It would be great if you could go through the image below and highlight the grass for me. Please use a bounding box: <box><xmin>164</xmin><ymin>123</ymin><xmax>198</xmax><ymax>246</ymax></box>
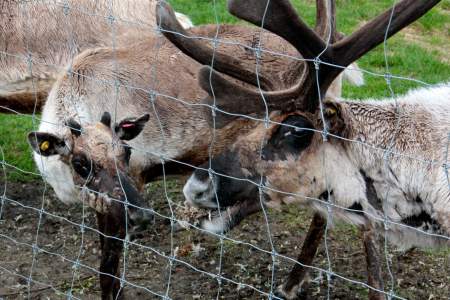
<box><xmin>0</xmin><ymin>0</ymin><xmax>449</xmax><ymax>182</ymax></box>
<box><xmin>0</xmin><ymin>114</ymin><xmax>39</xmax><ymax>182</ymax></box>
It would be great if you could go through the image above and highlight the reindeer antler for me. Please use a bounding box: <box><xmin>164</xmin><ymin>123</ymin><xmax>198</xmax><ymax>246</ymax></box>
<box><xmin>228</xmin><ymin>0</ymin><xmax>332</xmax><ymax>61</ymax></box>
<box><xmin>156</xmin><ymin>1</ymin><xmax>275</xmax><ymax>91</ymax></box>
<box><xmin>314</xmin><ymin>0</ymin><xmax>337</xmax><ymax>43</ymax></box>
<box><xmin>160</xmin><ymin>0</ymin><xmax>440</xmax><ymax>128</ymax></box>
<box><xmin>223</xmin><ymin>0</ymin><xmax>440</xmax><ymax>114</ymax></box>
<box><xmin>197</xmin><ymin>0</ymin><xmax>340</xmax><ymax>127</ymax></box>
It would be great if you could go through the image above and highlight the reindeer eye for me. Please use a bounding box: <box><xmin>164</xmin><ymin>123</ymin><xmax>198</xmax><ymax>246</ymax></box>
<box><xmin>71</xmin><ymin>155</ymin><xmax>93</xmax><ymax>179</ymax></box>
<box><xmin>274</xmin><ymin>115</ymin><xmax>314</xmax><ymax>147</ymax></box>
<box><xmin>263</xmin><ymin>115</ymin><xmax>314</xmax><ymax>160</ymax></box>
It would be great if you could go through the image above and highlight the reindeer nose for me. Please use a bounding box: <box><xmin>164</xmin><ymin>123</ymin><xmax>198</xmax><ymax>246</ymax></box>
<box><xmin>128</xmin><ymin>205</ymin><xmax>154</xmax><ymax>231</ymax></box>
<box><xmin>183</xmin><ymin>176</ymin><xmax>203</xmax><ymax>204</ymax></box>
<box><xmin>117</xmin><ymin>172</ymin><xmax>154</xmax><ymax>227</ymax></box>
<box><xmin>183</xmin><ymin>173</ymin><xmax>218</xmax><ymax>208</ymax></box>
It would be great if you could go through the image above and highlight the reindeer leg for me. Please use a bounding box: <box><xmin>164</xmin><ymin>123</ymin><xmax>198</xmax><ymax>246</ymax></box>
<box><xmin>277</xmin><ymin>213</ymin><xmax>327</xmax><ymax>299</ymax></box>
<box><xmin>362</xmin><ymin>227</ymin><xmax>385</xmax><ymax>300</ymax></box>
<box><xmin>97</xmin><ymin>212</ymin><xmax>126</xmax><ymax>300</ymax></box>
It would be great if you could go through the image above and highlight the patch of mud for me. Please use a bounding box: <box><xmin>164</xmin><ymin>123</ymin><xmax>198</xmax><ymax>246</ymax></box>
<box><xmin>0</xmin><ymin>177</ymin><xmax>449</xmax><ymax>299</ymax></box>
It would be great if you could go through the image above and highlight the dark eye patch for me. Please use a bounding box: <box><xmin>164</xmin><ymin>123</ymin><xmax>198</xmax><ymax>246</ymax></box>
<box><xmin>71</xmin><ymin>153</ymin><xmax>93</xmax><ymax>179</ymax></box>
<box><xmin>263</xmin><ymin>115</ymin><xmax>314</xmax><ymax>160</ymax></box>
<box><xmin>123</xmin><ymin>144</ymin><xmax>132</xmax><ymax>164</ymax></box>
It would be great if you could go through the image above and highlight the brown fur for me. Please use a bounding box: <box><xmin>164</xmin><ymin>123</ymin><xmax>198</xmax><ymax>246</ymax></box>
<box><xmin>0</xmin><ymin>0</ymin><xmax>159</xmax><ymax>113</ymax></box>
<box><xmin>35</xmin><ymin>23</ymin><xmax>307</xmax><ymax>300</ymax></box>
<box><xmin>0</xmin><ymin>77</ymin><xmax>52</xmax><ymax>113</ymax></box>
<box><xmin>42</xmin><ymin>23</ymin><xmax>305</xmax><ymax>186</ymax></box>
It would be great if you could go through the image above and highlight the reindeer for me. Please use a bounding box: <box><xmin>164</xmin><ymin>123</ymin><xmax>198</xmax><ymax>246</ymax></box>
<box><xmin>178</xmin><ymin>0</ymin><xmax>446</xmax><ymax>299</ymax></box>
<box><xmin>28</xmin><ymin>111</ymin><xmax>154</xmax><ymax>299</ymax></box>
<box><xmin>25</xmin><ymin>1</ymin><xmax>364</xmax><ymax>298</ymax></box>
<box><xmin>0</xmin><ymin>0</ymin><xmax>192</xmax><ymax>113</ymax></box>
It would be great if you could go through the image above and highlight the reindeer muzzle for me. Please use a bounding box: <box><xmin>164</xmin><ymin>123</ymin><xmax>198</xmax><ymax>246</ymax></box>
<box><xmin>117</xmin><ymin>172</ymin><xmax>154</xmax><ymax>230</ymax></box>
<box><xmin>86</xmin><ymin>170</ymin><xmax>153</xmax><ymax>228</ymax></box>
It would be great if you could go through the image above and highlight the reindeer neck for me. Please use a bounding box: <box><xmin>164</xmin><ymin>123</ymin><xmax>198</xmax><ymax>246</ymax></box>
<box><xmin>341</xmin><ymin>93</ymin><xmax>445</xmax><ymax>167</ymax></box>
<box><xmin>337</xmin><ymin>88</ymin><xmax>450</xmax><ymax>225</ymax></box>
<box><xmin>332</xmin><ymin>89</ymin><xmax>450</xmax><ymax>242</ymax></box>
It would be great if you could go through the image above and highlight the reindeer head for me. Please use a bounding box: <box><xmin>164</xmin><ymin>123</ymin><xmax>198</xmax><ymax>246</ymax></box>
<box><xmin>183</xmin><ymin>106</ymin><xmax>351</xmax><ymax>209</ymax></box>
<box><xmin>28</xmin><ymin>112</ymin><xmax>152</xmax><ymax>225</ymax></box>
<box><xmin>157</xmin><ymin>0</ymin><xmax>440</xmax><ymax>232</ymax></box>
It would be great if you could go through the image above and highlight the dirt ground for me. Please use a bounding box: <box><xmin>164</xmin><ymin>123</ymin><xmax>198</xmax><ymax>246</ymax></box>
<box><xmin>0</xmin><ymin>176</ymin><xmax>449</xmax><ymax>300</ymax></box>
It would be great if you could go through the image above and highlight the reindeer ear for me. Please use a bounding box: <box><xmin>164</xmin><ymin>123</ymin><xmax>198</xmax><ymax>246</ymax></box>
<box><xmin>100</xmin><ymin>112</ymin><xmax>111</xmax><ymax>128</ymax></box>
<box><xmin>28</xmin><ymin>132</ymin><xmax>69</xmax><ymax>156</ymax></box>
<box><xmin>65</xmin><ymin>119</ymin><xmax>82</xmax><ymax>137</ymax></box>
<box><xmin>114</xmin><ymin>114</ymin><xmax>150</xmax><ymax>141</ymax></box>
<box><xmin>323</xmin><ymin>102</ymin><xmax>345</xmax><ymax>135</ymax></box>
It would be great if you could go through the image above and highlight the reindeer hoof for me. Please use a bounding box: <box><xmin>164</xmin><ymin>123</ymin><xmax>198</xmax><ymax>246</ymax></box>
<box><xmin>276</xmin><ymin>273</ymin><xmax>311</xmax><ymax>300</ymax></box>
<box><xmin>276</xmin><ymin>283</ymin><xmax>301</xmax><ymax>300</ymax></box>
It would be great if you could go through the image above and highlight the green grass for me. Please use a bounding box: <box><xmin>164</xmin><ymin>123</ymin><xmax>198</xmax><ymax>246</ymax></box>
<box><xmin>344</xmin><ymin>41</ymin><xmax>450</xmax><ymax>98</ymax></box>
<box><xmin>0</xmin><ymin>114</ymin><xmax>39</xmax><ymax>182</ymax></box>
<box><xmin>1</xmin><ymin>0</ymin><xmax>449</xmax><ymax>182</ymax></box>
<box><xmin>170</xmin><ymin>0</ymin><xmax>240</xmax><ymax>24</ymax></box>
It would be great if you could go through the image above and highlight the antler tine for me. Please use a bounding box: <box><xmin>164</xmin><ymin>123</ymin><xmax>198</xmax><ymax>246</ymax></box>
<box><xmin>199</xmin><ymin>66</ymin><xmax>304</xmax><ymax>128</ymax></box>
<box><xmin>228</xmin><ymin>0</ymin><xmax>330</xmax><ymax>61</ymax></box>
<box><xmin>225</xmin><ymin>0</ymin><xmax>336</xmax><ymax>114</ymax></box>
<box><xmin>315</xmin><ymin>0</ymin><xmax>337</xmax><ymax>42</ymax></box>
<box><xmin>331</xmin><ymin>0</ymin><xmax>440</xmax><ymax>78</ymax></box>
<box><xmin>155</xmin><ymin>1</ymin><xmax>274</xmax><ymax>90</ymax></box>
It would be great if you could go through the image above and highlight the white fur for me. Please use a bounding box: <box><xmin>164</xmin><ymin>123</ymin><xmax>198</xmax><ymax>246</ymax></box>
<box><xmin>175</xmin><ymin>12</ymin><xmax>194</xmax><ymax>29</ymax></box>
<box><xmin>32</xmin><ymin>10</ymin><xmax>194</xmax><ymax>205</ymax></box>
<box><xmin>183</xmin><ymin>175</ymin><xmax>217</xmax><ymax>208</ymax></box>
<box><xmin>34</xmin><ymin>153</ymin><xmax>79</xmax><ymax>204</ymax></box>
<box><xmin>343</xmin><ymin>62</ymin><xmax>365</xmax><ymax>86</ymax></box>
<box><xmin>201</xmin><ymin>217</ymin><xmax>227</xmax><ymax>234</ymax></box>
<box><xmin>268</xmin><ymin>83</ymin><xmax>450</xmax><ymax>248</ymax></box>
<box><xmin>33</xmin><ymin>86</ymin><xmax>80</xmax><ymax>204</ymax></box>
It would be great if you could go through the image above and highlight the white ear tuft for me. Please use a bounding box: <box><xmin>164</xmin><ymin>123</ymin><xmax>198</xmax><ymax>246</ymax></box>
<box><xmin>343</xmin><ymin>62</ymin><xmax>365</xmax><ymax>86</ymax></box>
<box><xmin>175</xmin><ymin>12</ymin><xmax>194</xmax><ymax>29</ymax></box>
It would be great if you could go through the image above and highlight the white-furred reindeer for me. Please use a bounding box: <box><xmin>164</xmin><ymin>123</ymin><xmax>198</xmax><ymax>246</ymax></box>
<box><xmin>186</xmin><ymin>84</ymin><xmax>450</xmax><ymax>246</ymax></box>
<box><xmin>180</xmin><ymin>0</ymin><xmax>446</xmax><ymax>299</ymax></box>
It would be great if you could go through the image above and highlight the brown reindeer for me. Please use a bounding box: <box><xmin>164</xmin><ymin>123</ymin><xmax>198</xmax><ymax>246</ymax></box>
<box><xmin>28</xmin><ymin>111</ymin><xmax>154</xmax><ymax>300</ymax></box>
<box><xmin>0</xmin><ymin>0</ymin><xmax>192</xmax><ymax>113</ymax></box>
<box><xmin>176</xmin><ymin>0</ymin><xmax>444</xmax><ymax>299</ymax></box>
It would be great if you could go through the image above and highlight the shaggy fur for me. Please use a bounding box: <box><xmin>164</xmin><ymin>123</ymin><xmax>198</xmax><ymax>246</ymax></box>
<box><xmin>185</xmin><ymin>83</ymin><xmax>450</xmax><ymax>249</ymax></box>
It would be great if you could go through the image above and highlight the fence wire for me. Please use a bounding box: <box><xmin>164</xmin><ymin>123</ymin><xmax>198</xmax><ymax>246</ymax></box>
<box><xmin>0</xmin><ymin>0</ymin><xmax>449</xmax><ymax>299</ymax></box>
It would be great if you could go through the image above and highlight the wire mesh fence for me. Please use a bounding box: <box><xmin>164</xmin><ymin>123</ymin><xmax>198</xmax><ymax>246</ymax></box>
<box><xmin>0</xmin><ymin>0</ymin><xmax>449</xmax><ymax>299</ymax></box>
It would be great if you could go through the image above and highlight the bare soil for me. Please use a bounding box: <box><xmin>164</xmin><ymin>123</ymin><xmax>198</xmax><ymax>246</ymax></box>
<box><xmin>0</xmin><ymin>177</ymin><xmax>449</xmax><ymax>300</ymax></box>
